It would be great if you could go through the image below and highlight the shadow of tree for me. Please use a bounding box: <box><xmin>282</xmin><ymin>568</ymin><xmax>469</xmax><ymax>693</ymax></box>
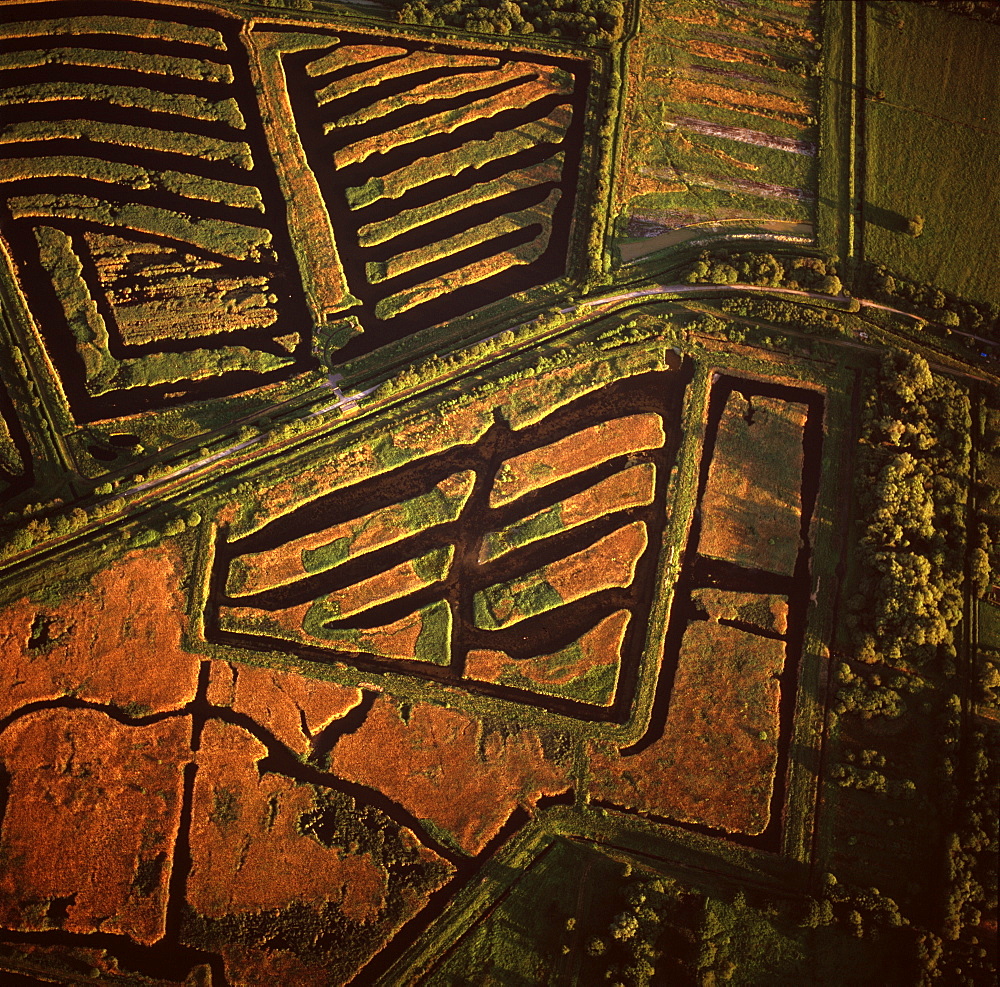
<box><xmin>863</xmin><ymin>201</ymin><xmax>910</xmax><ymax>234</ymax></box>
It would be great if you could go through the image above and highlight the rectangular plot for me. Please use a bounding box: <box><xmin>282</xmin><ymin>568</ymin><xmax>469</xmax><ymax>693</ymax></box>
<box><xmin>219</xmin><ymin>599</ymin><xmax>452</xmax><ymax>664</ymax></box>
<box><xmin>84</xmin><ymin>233</ymin><xmax>278</xmax><ymax>345</ymax></box>
<box><xmin>696</xmin><ymin>391</ymin><xmax>806</xmax><ymax>575</ymax></box>
<box><xmin>373</xmin><ymin>237</ymin><xmax>546</xmax><ymax>321</ymax></box>
<box><xmin>588</xmin><ymin>620</ymin><xmax>786</xmax><ymax>835</ymax></box>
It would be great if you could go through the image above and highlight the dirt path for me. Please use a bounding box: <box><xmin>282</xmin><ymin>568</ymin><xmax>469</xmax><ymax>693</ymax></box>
<box><xmin>619</xmin><ymin>220</ymin><xmax>814</xmax><ymax>261</ymax></box>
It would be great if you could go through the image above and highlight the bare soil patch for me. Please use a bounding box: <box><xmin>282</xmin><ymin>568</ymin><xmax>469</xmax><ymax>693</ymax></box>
<box><xmin>187</xmin><ymin>719</ymin><xmax>388</xmax><ymax>921</ymax></box>
<box><xmin>589</xmin><ymin>620</ymin><xmax>785</xmax><ymax>835</ymax></box>
<box><xmin>466</xmin><ymin>609</ymin><xmax>629</xmax><ymax>706</ymax></box>
<box><xmin>329</xmin><ymin>697</ymin><xmax>571</xmax><ymax>854</ymax></box>
<box><xmin>490</xmin><ymin>413</ymin><xmax>664</xmax><ymax>507</ymax></box>
<box><xmin>0</xmin><ymin>709</ymin><xmax>190</xmax><ymax>944</ymax></box>
<box><xmin>207</xmin><ymin>661</ymin><xmax>361</xmax><ymax>757</ymax></box>
<box><xmin>0</xmin><ymin>544</ymin><xmax>199</xmax><ymax>719</ymax></box>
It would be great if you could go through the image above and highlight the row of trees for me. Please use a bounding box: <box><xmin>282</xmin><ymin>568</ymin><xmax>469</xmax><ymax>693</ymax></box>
<box><xmin>863</xmin><ymin>264</ymin><xmax>1000</xmax><ymax>340</ymax></box>
<box><xmin>915</xmin><ymin>0</ymin><xmax>1000</xmax><ymax>23</ymax></box>
<box><xmin>684</xmin><ymin>250</ymin><xmax>846</xmax><ymax>296</ymax></box>
<box><xmin>846</xmin><ymin>352</ymin><xmax>971</xmax><ymax>666</ymax></box>
<box><xmin>390</xmin><ymin>0</ymin><xmax>625</xmax><ymax>43</ymax></box>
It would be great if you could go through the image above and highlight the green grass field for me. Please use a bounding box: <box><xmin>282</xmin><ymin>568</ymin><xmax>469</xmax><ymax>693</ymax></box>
<box><xmin>864</xmin><ymin>1</ymin><xmax>1000</xmax><ymax>304</ymax></box>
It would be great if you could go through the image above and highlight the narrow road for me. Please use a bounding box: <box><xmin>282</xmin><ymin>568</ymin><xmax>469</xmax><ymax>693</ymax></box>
<box><xmin>3</xmin><ymin>278</ymin><xmax>994</xmax><ymax>574</ymax></box>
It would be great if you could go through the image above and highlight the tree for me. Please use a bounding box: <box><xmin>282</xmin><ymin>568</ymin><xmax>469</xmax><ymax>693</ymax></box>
<box><xmin>908</xmin><ymin>214</ymin><xmax>925</xmax><ymax>237</ymax></box>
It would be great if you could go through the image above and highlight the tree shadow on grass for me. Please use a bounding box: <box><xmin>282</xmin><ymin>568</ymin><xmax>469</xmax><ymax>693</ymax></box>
<box><xmin>863</xmin><ymin>201</ymin><xmax>910</xmax><ymax>234</ymax></box>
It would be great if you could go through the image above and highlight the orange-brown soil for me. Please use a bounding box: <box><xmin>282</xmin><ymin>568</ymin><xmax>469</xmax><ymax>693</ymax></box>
<box><xmin>666</xmin><ymin>10</ymin><xmax>720</xmax><ymax>27</ymax></box>
<box><xmin>359</xmin><ymin>105</ymin><xmax>573</xmax><ymax>207</ymax></box>
<box><xmin>220</xmin><ymin>944</ymin><xmax>331</xmax><ymax>987</ymax></box>
<box><xmin>316</xmin><ymin>52</ymin><xmax>496</xmax><ymax>105</ymax></box>
<box><xmin>697</xmin><ymin>391</ymin><xmax>807</xmax><ymax>575</ymax></box>
<box><xmin>330</xmin><ymin>697</ymin><xmax>571</xmax><ymax>854</ymax></box>
<box><xmin>0</xmin><ymin>544</ymin><xmax>199</xmax><ymax>719</ymax></box>
<box><xmin>465</xmin><ymin>609</ymin><xmax>629</xmax><ymax>705</ymax></box>
<box><xmin>207</xmin><ymin>661</ymin><xmax>361</xmax><ymax>757</ymax></box>
<box><xmin>691</xmin><ymin>588</ymin><xmax>789</xmax><ymax>636</ymax></box>
<box><xmin>490</xmin><ymin>414</ymin><xmax>665</xmax><ymax>507</ymax></box>
<box><xmin>685</xmin><ymin>39</ymin><xmax>780</xmax><ymax>69</ymax></box>
<box><xmin>589</xmin><ymin>621</ymin><xmax>785</xmax><ymax>835</ymax></box>
<box><xmin>0</xmin><ymin>709</ymin><xmax>189</xmax><ymax>944</ymax></box>
<box><xmin>480</xmin><ymin>462</ymin><xmax>656</xmax><ymax>562</ymax></box>
<box><xmin>309</xmin><ymin>549</ymin><xmax>451</xmax><ymax>619</ymax></box>
<box><xmin>475</xmin><ymin>522</ymin><xmax>647</xmax><ymax>629</ymax></box>
<box><xmin>220</xmin><ymin>600</ymin><xmax>447</xmax><ymax>663</ymax></box>
<box><xmin>670</xmin><ymin>79</ymin><xmax>811</xmax><ymax>127</ymax></box>
<box><xmin>335</xmin><ymin>63</ymin><xmax>560</xmax><ymax>131</ymax></box>
<box><xmin>304</xmin><ymin>44</ymin><xmax>409</xmax><ymax>78</ymax></box>
<box><xmin>547</xmin><ymin>521</ymin><xmax>648</xmax><ymax>600</ymax></box>
<box><xmin>187</xmin><ymin>719</ymin><xmax>388</xmax><ymax>921</ymax></box>
<box><xmin>563</xmin><ymin>461</ymin><xmax>656</xmax><ymax>525</ymax></box>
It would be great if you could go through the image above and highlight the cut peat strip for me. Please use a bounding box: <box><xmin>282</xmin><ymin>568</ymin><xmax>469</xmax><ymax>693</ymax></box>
<box><xmin>283</xmin><ymin>31</ymin><xmax>587</xmax><ymax>357</ymax></box>
<box><xmin>0</xmin><ymin>2</ymin><xmax>315</xmax><ymax>422</ymax></box>
<box><xmin>204</xmin><ymin>372</ymin><xmax>683</xmax><ymax>723</ymax></box>
<box><xmin>672</xmin><ymin>115</ymin><xmax>816</xmax><ymax>154</ymax></box>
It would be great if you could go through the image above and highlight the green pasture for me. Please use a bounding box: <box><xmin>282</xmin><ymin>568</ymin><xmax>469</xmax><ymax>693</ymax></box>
<box><xmin>863</xmin><ymin>1</ymin><xmax>1000</xmax><ymax>304</ymax></box>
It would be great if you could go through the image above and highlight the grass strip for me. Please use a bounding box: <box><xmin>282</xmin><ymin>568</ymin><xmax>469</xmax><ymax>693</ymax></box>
<box><xmin>0</xmin><ymin>82</ymin><xmax>246</xmax><ymax>129</ymax></box>
<box><xmin>347</xmin><ymin>105</ymin><xmax>572</xmax><ymax>209</ymax></box>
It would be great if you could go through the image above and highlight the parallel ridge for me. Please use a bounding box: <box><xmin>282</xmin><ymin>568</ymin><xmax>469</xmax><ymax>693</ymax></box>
<box><xmin>209</xmin><ymin>375</ymin><xmax>671</xmax><ymax>719</ymax></box>
<box><xmin>0</xmin><ymin>384</ymin><xmax>29</xmax><ymax>497</ymax></box>
<box><xmin>0</xmin><ymin>2</ymin><xmax>308</xmax><ymax>421</ymax></box>
<box><xmin>285</xmin><ymin>38</ymin><xmax>578</xmax><ymax>330</ymax></box>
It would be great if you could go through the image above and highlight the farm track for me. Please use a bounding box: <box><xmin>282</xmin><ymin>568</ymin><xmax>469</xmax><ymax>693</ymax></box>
<box><xmin>4</xmin><ymin>270</ymin><xmax>995</xmax><ymax>589</ymax></box>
